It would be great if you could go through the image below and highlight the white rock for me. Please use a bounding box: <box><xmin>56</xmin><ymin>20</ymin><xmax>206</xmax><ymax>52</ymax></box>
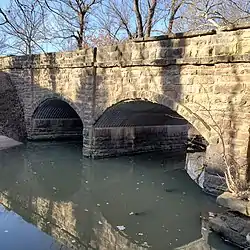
<box><xmin>117</xmin><ymin>225</ymin><xmax>126</xmax><ymax>231</ymax></box>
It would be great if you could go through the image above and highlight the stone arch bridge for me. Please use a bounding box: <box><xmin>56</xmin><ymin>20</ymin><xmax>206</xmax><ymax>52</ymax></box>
<box><xmin>1</xmin><ymin>24</ymin><xmax>250</xmax><ymax>188</ymax></box>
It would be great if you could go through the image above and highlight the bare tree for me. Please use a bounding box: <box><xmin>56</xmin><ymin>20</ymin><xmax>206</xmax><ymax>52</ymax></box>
<box><xmin>166</xmin><ymin>0</ymin><xmax>186</xmax><ymax>33</ymax></box>
<box><xmin>44</xmin><ymin>0</ymin><xmax>101</xmax><ymax>50</ymax></box>
<box><xmin>95</xmin><ymin>0</ymin><xmax>161</xmax><ymax>40</ymax></box>
<box><xmin>175</xmin><ymin>0</ymin><xmax>250</xmax><ymax>32</ymax></box>
<box><xmin>0</xmin><ymin>0</ymin><xmax>48</xmax><ymax>55</ymax></box>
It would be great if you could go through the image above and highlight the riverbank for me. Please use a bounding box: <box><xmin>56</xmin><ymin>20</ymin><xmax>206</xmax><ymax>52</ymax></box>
<box><xmin>207</xmin><ymin>192</ymin><xmax>250</xmax><ymax>248</ymax></box>
<box><xmin>0</xmin><ymin>135</ymin><xmax>22</xmax><ymax>150</ymax></box>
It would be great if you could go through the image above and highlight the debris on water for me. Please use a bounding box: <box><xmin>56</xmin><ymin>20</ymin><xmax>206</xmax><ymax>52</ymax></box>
<box><xmin>161</xmin><ymin>183</ymin><xmax>164</xmax><ymax>185</ymax></box>
<box><xmin>136</xmin><ymin>188</ymin><xmax>139</xmax><ymax>190</ymax></box>
<box><xmin>138</xmin><ymin>232</ymin><xmax>143</xmax><ymax>236</ymax></box>
<box><xmin>208</xmin><ymin>212</ymin><xmax>216</xmax><ymax>218</ymax></box>
<box><xmin>33</xmin><ymin>171</ymin><xmax>37</xmax><ymax>175</ymax></box>
<box><xmin>141</xmin><ymin>181</ymin><xmax>143</xmax><ymax>184</ymax></box>
<box><xmin>106</xmin><ymin>202</ymin><xmax>109</xmax><ymax>205</ymax></box>
<box><xmin>142</xmin><ymin>241</ymin><xmax>150</xmax><ymax>247</ymax></box>
<box><xmin>53</xmin><ymin>187</ymin><xmax>57</xmax><ymax>191</ymax></box>
<box><xmin>117</xmin><ymin>225</ymin><xmax>126</xmax><ymax>231</ymax></box>
<box><xmin>178</xmin><ymin>229</ymin><xmax>181</xmax><ymax>232</ymax></box>
<box><xmin>16</xmin><ymin>181</ymin><xmax>19</xmax><ymax>184</ymax></box>
<box><xmin>4</xmin><ymin>230</ymin><xmax>8</xmax><ymax>233</ymax></box>
<box><xmin>137</xmin><ymin>182</ymin><xmax>140</xmax><ymax>185</ymax></box>
<box><xmin>142</xmin><ymin>174</ymin><xmax>144</xmax><ymax>177</ymax></box>
<box><xmin>97</xmin><ymin>204</ymin><xmax>100</xmax><ymax>207</ymax></box>
<box><xmin>182</xmin><ymin>192</ymin><xmax>186</xmax><ymax>195</ymax></box>
<box><xmin>175</xmin><ymin>238</ymin><xmax>178</xmax><ymax>241</ymax></box>
<box><xmin>165</xmin><ymin>188</ymin><xmax>177</xmax><ymax>193</ymax></box>
<box><xmin>98</xmin><ymin>221</ymin><xmax>103</xmax><ymax>225</ymax></box>
<box><xmin>134</xmin><ymin>211</ymin><xmax>147</xmax><ymax>216</ymax></box>
<box><xmin>136</xmin><ymin>222</ymin><xmax>140</xmax><ymax>225</ymax></box>
<box><xmin>85</xmin><ymin>181</ymin><xmax>88</xmax><ymax>184</ymax></box>
<box><xmin>121</xmin><ymin>193</ymin><xmax>124</xmax><ymax>195</ymax></box>
<box><xmin>129</xmin><ymin>212</ymin><xmax>134</xmax><ymax>215</ymax></box>
<box><xmin>84</xmin><ymin>209</ymin><xmax>89</xmax><ymax>212</ymax></box>
<box><xmin>152</xmin><ymin>182</ymin><xmax>154</xmax><ymax>184</ymax></box>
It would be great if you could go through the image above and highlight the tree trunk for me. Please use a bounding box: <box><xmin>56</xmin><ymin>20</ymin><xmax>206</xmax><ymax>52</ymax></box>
<box><xmin>134</xmin><ymin>0</ymin><xmax>144</xmax><ymax>38</ymax></box>
<box><xmin>77</xmin><ymin>11</ymin><xmax>85</xmax><ymax>49</ymax></box>
<box><xmin>145</xmin><ymin>0</ymin><xmax>157</xmax><ymax>37</ymax></box>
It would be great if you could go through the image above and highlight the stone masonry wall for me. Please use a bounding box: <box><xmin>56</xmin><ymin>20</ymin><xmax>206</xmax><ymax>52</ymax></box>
<box><xmin>0</xmin><ymin>24</ymin><xmax>250</xmax><ymax>181</ymax></box>
<box><xmin>0</xmin><ymin>72</ymin><xmax>26</xmax><ymax>141</ymax></box>
<box><xmin>30</xmin><ymin>118</ymin><xmax>83</xmax><ymax>140</ymax></box>
<box><xmin>91</xmin><ymin>125</ymin><xmax>188</xmax><ymax>158</ymax></box>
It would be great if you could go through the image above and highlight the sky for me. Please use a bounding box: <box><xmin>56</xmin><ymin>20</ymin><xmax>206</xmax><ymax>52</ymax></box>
<box><xmin>0</xmin><ymin>0</ymin><xmax>9</xmax><ymax>8</ymax></box>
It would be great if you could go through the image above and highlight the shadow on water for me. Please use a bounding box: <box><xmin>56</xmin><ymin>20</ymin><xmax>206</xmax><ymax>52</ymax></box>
<box><xmin>0</xmin><ymin>142</ymin><xmax>238</xmax><ymax>250</ymax></box>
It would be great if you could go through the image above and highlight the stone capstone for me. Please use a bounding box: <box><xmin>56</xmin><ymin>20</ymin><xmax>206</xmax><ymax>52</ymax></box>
<box><xmin>217</xmin><ymin>192</ymin><xmax>250</xmax><ymax>217</ymax></box>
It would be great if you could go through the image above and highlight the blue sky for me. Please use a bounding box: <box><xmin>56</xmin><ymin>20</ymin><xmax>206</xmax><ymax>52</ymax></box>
<box><xmin>0</xmin><ymin>0</ymin><xmax>9</xmax><ymax>8</ymax></box>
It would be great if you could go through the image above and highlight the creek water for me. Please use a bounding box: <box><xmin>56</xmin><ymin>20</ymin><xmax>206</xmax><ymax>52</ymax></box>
<box><xmin>0</xmin><ymin>141</ymin><xmax>238</xmax><ymax>250</ymax></box>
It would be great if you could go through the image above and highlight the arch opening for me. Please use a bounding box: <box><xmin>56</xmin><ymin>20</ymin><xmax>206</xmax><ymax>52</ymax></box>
<box><xmin>92</xmin><ymin>99</ymin><xmax>208</xmax><ymax>157</ymax></box>
<box><xmin>30</xmin><ymin>98</ymin><xmax>83</xmax><ymax>141</ymax></box>
<box><xmin>91</xmin><ymin>99</ymin><xmax>210</xmax><ymax>188</ymax></box>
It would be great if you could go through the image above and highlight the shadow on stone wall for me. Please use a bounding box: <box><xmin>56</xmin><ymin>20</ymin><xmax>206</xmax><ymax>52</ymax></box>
<box><xmin>0</xmin><ymin>72</ymin><xmax>26</xmax><ymax>141</ymax></box>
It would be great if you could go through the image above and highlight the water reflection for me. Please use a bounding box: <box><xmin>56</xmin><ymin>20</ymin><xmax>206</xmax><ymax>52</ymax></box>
<box><xmin>0</xmin><ymin>142</ymin><xmax>237</xmax><ymax>249</ymax></box>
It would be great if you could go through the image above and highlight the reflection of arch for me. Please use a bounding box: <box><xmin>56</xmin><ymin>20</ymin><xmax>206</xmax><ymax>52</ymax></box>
<box><xmin>94</xmin><ymin>91</ymin><xmax>212</xmax><ymax>143</ymax></box>
<box><xmin>29</xmin><ymin>95</ymin><xmax>83</xmax><ymax>140</ymax></box>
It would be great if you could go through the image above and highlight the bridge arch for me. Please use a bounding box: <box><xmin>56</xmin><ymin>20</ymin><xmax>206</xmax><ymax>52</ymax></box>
<box><xmin>28</xmin><ymin>94</ymin><xmax>82</xmax><ymax>120</ymax></box>
<box><xmin>28</xmin><ymin>95</ymin><xmax>83</xmax><ymax>140</ymax></box>
<box><xmin>94</xmin><ymin>90</ymin><xmax>212</xmax><ymax>143</ymax></box>
<box><xmin>91</xmin><ymin>91</ymin><xmax>211</xmax><ymax>188</ymax></box>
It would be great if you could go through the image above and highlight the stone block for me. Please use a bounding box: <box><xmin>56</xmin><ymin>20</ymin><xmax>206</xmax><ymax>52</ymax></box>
<box><xmin>217</xmin><ymin>192</ymin><xmax>250</xmax><ymax>216</ymax></box>
<box><xmin>209</xmin><ymin>211</ymin><xmax>250</xmax><ymax>248</ymax></box>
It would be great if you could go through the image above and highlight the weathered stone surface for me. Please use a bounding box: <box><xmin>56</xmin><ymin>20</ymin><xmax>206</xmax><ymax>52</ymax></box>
<box><xmin>0</xmin><ymin>72</ymin><xmax>26</xmax><ymax>141</ymax></box>
<box><xmin>209</xmin><ymin>211</ymin><xmax>250</xmax><ymax>248</ymax></box>
<box><xmin>91</xmin><ymin>125</ymin><xmax>188</xmax><ymax>157</ymax></box>
<box><xmin>203</xmin><ymin>170</ymin><xmax>227</xmax><ymax>196</ymax></box>
<box><xmin>217</xmin><ymin>192</ymin><xmax>250</xmax><ymax>217</ymax></box>
<box><xmin>185</xmin><ymin>152</ymin><xmax>205</xmax><ymax>188</ymax></box>
<box><xmin>0</xmin><ymin>26</ymin><xmax>250</xmax><ymax>187</ymax></box>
